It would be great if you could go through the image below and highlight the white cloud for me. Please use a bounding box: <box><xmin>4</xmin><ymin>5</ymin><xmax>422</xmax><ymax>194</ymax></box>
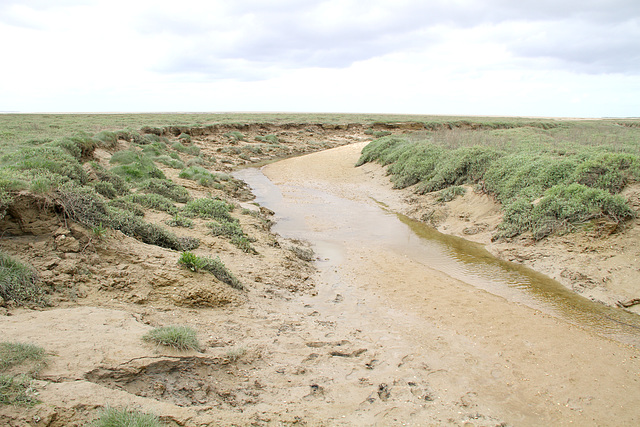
<box><xmin>0</xmin><ymin>0</ymin><xmax>638</xmax><ymax>116</ymax></box>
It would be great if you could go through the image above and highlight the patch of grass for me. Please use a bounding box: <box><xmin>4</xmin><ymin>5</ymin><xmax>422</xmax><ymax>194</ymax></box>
<box><xmin>172</xmin><ymin>141</ymin><xmax>200</xmax><ymax>156</ymax></box>
<box><xmin>0</xmin><ymin>251</ymin><xmax>46</xmax><ymax>306</ymax></box>
<box><xmin>120</xmin><ymin>193</ymin><xmax>178</xmax><ymax>214</ymax></box>
<box><xmin>1</xmin><ymin>145</ymin><xmax>88</xmax><ymax>185</ymax></box>
<box><xmin>138</xmin><ymin>178</ymin><xmax>191</xmax><ymax>203</ymax></box>
<box><xmin>0</xmin><ymin>374</ymin><xmax>39</xmax><ymax>406</ymax></box>
<box><xmin>154</xmin><ymin>154</ymin><xmax>185</xmax><ymax>169</ymax></box>
<box><xmin>182</xmin><ymin>198</ymin><xmax>235</xmax><ymax>221</ymax></box>
<box><xmin>224</xmin><ymin>131</ymin><xmax>245</xmax><ymax>142</ymax></box>
<box><xmin>107</xmin><ymin>198</ymin><xmax>145</xmax><ymax>216</ymax></box>
<box><xmin>178</xmin><ymin>252</ymin><xmax>243</xmax><ymax>289</ymax></box>
<box><xmin>53</xmin><ymin>132</ymin><xmax>97</xmax><ymax>159</ymax></box>
<box><xmin>88</xmin><ymin>162</ymin><xmax>129</xmax><ymax>196</ymax></box>
<box><xmin>110</xmin><ymin>150</ymin><xmax>166</xmax><ymax>182</ymax></box>
<box><xmin>437</xmin><ymin>186</ymin><xmax>467</xmax><ymax>202</ymax></box>
<box><xmin>165</xmin><ymin>214</ymin><xmax>194</xmax><ymax>228</ymax></box>
<box><xmin>178</xmin><ymin>251</ymin><xmax>204</xmax><ymax>272</ymax></box>
<box><xmin>0</xmin><ymin>342</ymin><xmax>46</xmax><ymax>372</ymax></box>
<box><xmin>255</xmin><ymin>134</ymin><xmax>279</xmax><ymax>144</ymax></box>
<box><xmin>107</xmin><ymin>208</ymin><xmax>183</xmax><ymax>250</ymax></box>
<box><xmin>143</xmin><ymin>325</ymin><xmax>200</xmax><ymax>351</ymax></box>
<box><xmin>178</xmin><ymin>166</ymin><xmax>220</xmax><ymax>187</ymax></box>
<box><xmin>91</xmin><ymin>406</ymin><xmax>164</xmax><ymax>427</ymax></box>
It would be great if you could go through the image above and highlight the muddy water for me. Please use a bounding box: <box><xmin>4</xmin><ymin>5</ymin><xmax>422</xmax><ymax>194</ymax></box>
<box><xmin>235</xmin><ymin>163</ymin><xmax>640</xmax><ymax>348</ymax></box>
<box><xmin>234</xmin><ymin>143</ymin><xmax>640</xmax><ymax>425</ymax></box>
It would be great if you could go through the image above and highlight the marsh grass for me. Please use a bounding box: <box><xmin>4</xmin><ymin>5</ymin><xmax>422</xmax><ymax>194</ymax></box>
<box><xmin>358</xmin><ymin>122</ymin><xmax>640</xmax><ymax>240</ymax></box>
<box><xmin>143</xmin><ymin>325</ymin><xmax>200</xmax><ymax>351</ymax></box>
<box><xmin>91</xmin><ymin>406</ymin><xmax>164</xmax><ymax>427</ymax></box>
<box><xmin>178</xmin><ymin>252</ymin><xmax>243</xmax><ymax>289</ymax></box>
<box><xmin>182</xmin><ymin>198</ymin><xmax>235</xmax><ymax>221</ymax></box>
<box><xmin>0</xmin><ymin>374</ymin><xmax>39</xmax><ymax>406</ymax></box>
<box><xmin>0</xmin><ymin>252</ymin><xmax>45</xmax><ymax>306</ymax></box>
<box><xmin>178</xmin><ymin>166</ymin><xmax>220</xmax><ymax>187</ymax></box>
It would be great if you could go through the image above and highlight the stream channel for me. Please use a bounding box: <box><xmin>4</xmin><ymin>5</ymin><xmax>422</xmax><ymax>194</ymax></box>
<box><xmin>234</xmin><ymin>149</ymin><xmax>640</xmax><ymax>349</ymax></box>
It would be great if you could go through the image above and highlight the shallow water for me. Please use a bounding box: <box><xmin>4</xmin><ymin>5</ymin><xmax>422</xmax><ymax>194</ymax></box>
<box><xmin>234</xmin><ymin>166</ymin><xmax>640</xmax><ymax>348</ymax></box>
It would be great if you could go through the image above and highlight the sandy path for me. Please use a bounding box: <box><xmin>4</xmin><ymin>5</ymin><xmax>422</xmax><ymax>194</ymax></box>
<box><xmin>262</xmin><ymin>142</ymin><xmax>640</xmax><ymax>426</ymax></box>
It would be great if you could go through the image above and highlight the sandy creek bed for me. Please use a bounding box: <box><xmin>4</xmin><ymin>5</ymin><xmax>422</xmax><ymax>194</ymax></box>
<box><xmin>236</xmin><ymin>142</ymin><xmax>640</xmax><ymax>425</ymax></box>
<box><xmin>3</xmin><ymin>141</ymin><xmax>640</xmax><ymax>426</ymax></box>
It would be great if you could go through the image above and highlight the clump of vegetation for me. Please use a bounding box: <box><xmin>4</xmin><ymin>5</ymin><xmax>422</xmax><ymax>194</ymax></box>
<box><xmin>178</xmin><ymin>252</ymin><xmax>243</xmax><ymax>290</ymax></box>
<box><xmin>0</xmin><ymin>342</ymin><xmax>46</xmax><ymax>372</ymax></box>
<box><xmin>437</xmin><ymin>186</ymin><xmax>466</xmax><ymax>202</ymax></box>
<box><xmin>91</xmin><ymin>406</ymin><xmax>164</xmax><ymax>427</ymax></box>
<box><xmin>109</xmin><ymin>150</ymin><xmax>166</xmax><ymax>182</ymax></box>
<box><xmin>255</xmin><ymin>134</ymin><xmax>279</xmax><ymax>144</ymax></box>
<box><xmin>176</xmin><ymin>236</ymin><xmax>200</xmax><ymax>251</ymax></box>
<box><xmin>182</xmin><ymin>198</ymin><xmax>235</xmax><ymax>221</ymax></box>
<box><xmin>0</xmin><ymin>251</ymin><xmax>46</xmax><ymax>306</ymax></box>
<box><xmin>357</xmin><ymin>124</ymin><xmax>640</xmax><ymax>240</ymax></box>
<box><xmin>0</xmin><ymin>374</ymin><xmax>39</xmax><ymax>406</ymax></box>
<box><xmin>138</xmin><ymin>178</ymin><xmax>191</xmax><ymax>203</ymax></box>
<box><xmin>143</xmin><ymin>325</ymin><xmax>200</xmax><ymax>351</ymax></box>
<box><xmin>154</xmin><ymin>154</ymin><xmax>185</xmax><ymax>169</ymax></box>
<box><xmin>172</xmin><ymin>141</ymin><xmax>200</xmax><ymax>156</ymax></box>
<box><xmin>165</xmin><ymin>214</ymin><xmax>194</xmax><ymax>228</ymax></box>
<box><xmin>179</xmin><ymin>166</ymin><xmax>221</xmax><ymax>187</ymax></box>
<box><xmin>0</xmin><ymin>341</ymin><xmax>47</xmax><ymax>407</ymax></box>
<box><xmin>224</xmin><ymin>131</ymin><xmax>245</xmax><ymax>142</ymax></box>
<box><xmin>119</xmin><ymin>193</ymin><xmax>178</xmax><ymax>214</ymax></box>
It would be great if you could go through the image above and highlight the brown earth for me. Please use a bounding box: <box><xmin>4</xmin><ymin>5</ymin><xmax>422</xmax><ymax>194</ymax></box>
<box><xmin>1</xmin><ymin>124</ymin><xmax>639</xmax><ymax>426</ymax></box>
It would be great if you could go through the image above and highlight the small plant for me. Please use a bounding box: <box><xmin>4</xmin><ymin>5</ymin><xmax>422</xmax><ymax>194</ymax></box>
<box><xmin>91</xmin><ymin>406</ymin><xmax>164</xmax><ymax>427</ymax></box>
<box><xmin>165</xmin><ymin>214</ymin><xmax>194</xmax><ymax>228</ymax></box>
<box><xmin>182</xmin><ymin>198</ymin><xmax>234</xmax><ymax>221</ymax></box>
<box><xmin>143</xmin><ymin>325</ymin><xmax>200</xmax><ymax>351</ymax></box>
<box><xmin>138</xmin><ymin>178</ymin><xmax>191</xmax><ymax>203</ymax></box>
<box><xmin>176</xmin><ymin>236</ymin><xmax>201</xmax><ymax>251</ymax></box>
<box><xmin>178</xmin><ymin>251</ymin><xmax>204</xmax><ymax>272</ymax></box>
<box><xmin>91</xmin><ymin>224</ymin><xmax>108</xmax><ymax>239</ymax></box>
<box><xmin>0</xmin><ymin>374</ymin><xmax>39</xmax><ymax>406</ymax></box>
<box><xmin>225</xmin><ymin>347</ymin><xmax>246</xmax><ymax>362</ymax></box>
<box><xmin>0</xmin><ymin>251</ymin><xmax>45</xmax><ymax>306</ymax></box>
<box><xmin>437</xmin><ymin>186</ymin><xmax>466</xmax><ymax>202</ymax></box>
<box><xmin>200</xmin><ymin>256</ymin><xmax>243</xmax><ymax>290</ymax></box>
<box><xmin>0</xmin><ymin>342</ymin><xmax>46</xmax><ymax>372</ymax></box>
<box><xmin>224</xmin><ymin>131</ymin><xmax>245</xmax><ymax>142</ymax></box>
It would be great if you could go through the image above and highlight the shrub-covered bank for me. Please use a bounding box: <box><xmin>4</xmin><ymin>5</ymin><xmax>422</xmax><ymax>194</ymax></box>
<box><xmin>356</xmin><ymin>123</ymin><xmax>640</xmax><ymax>240</ymax></box>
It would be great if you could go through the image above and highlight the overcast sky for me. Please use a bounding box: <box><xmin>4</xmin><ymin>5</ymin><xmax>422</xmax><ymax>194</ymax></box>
<box><xmin>1</xmin><ymin>0</ymin><xmax>638</xmax><ymax>117</ymax></box>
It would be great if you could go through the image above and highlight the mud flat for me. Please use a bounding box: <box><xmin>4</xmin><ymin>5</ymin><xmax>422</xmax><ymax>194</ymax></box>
<box><xmin>248</xmin><ymin>142</ymin><xmax>640</xmax><ymax>426</ymax></box>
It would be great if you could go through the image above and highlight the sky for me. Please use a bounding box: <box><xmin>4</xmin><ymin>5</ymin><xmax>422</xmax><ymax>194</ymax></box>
<box><xmin>0</xmin><ymin>0</ymin><xmax>638</xmax><ymax>117</ymax></box>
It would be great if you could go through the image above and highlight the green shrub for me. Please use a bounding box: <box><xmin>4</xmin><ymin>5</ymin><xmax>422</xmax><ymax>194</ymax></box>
<box><xmin>255</xmin><ymin>134</ymin><xmax>278</xmax><ymax>143</ymax></box>
<box><xmin>437</xmin><ymin>186</ymin><xmax>466</xmax><ymax>202</ymax></box>
<box><xmin>177</xmin><ymin>133</ymin><xmax>192</xmax><ymax>144</ymax></box>
<box><xmin>107</xmin><ymin>208</ymin><xmax>182</xmax><ymax>250</ymax></box>
<box><xmin>178</xmin><ymin>251</ymin><xmax>204</xmax><ymax>272</ymax></box>
<box><xmin>120</xmin><ymin>193</ymin><xmax>178</xmax><ymax>214</ymax></box>
<box><xmin>0</xmin><ymin>251</ymin><xmax>45</xmax><ymax>306</ymax></box>
<box><xmin>1</xmin><ymin>146</ymin><xmax>88</xmax><ymax>185</ymax></box>
<box><xmin>91</xmin><ymin>406</ymin><xmax>164</xmax><ymax>427</ymax></box>
<box><xmin>172</xmin><ymin>141</ymin><xmax>200</xmax><ymax>156</ymax></box>
<box><xmin>93</xmin><ymin>131</ymin><xmax>118</xmax><ymax>149</ymax></box>
<box><xmin>224</xmin><ymin>131</ymin><xmax>245</xmax><ymax>141</ymax></box>
<box><xmin>207</xmin><ymin>220</ymin><xmax>256</xmax><ymax>253</ymax></box>
<box><xmin>110</xmin><ymin>150</ymin><xmax>166</xmax><ymax>182</ymax></box>
<box><xmin>138</xmin><ymin>178</ymin><xmax>191</xmax><ymax>203</ymax></box>
<box><xmin>154</xmin><ymin>155</ymin><xmax>185</xmax><ymax>169</ymax></box>
<box><xmin>176</xmin><ymin>236</ymin><xmax>200</xmax><ymax>251</ymax></box>
<box><xmin>200</xmin><ymin>256</ymin><xmax>243</xmax><ymax>289</ymax></box>
<box><xmin>107</xmin><ymin>198</ymin><xmax>145</xmax><ymax>216</ymax></box>
<box><xmin>88</xmin><ymin>162</ymin><xmax>129</xmax><ymax>196</ymax></box>
<box><xmin>55</xmin><ymin>182</ymin><xmax>111</xmax><ymax>228</ymax></box>
<box><xmin>143</xmin><ymin>325</ymin><xmax>200</xmax><ymax>351</ymax></box>
<box><xmin>165</xmin><ymin>214</ymin><xmax>194</xmax><ymax>228</ymax></box>
<box><xmin>178</xmin><ymin>166</ymin><xmax>219</xmax><ymax>187</ymax></box>
<box><xmin>54</xmin><ymin>132</ymin><xmax>97</xmax><ymax>159</ymax></box>
<box><xmin>182</xmin><ymin>198</ymin><xmax>234</xmax><ymax>221</ymax></box>
<box><xmin>178</xmin><ymin>252</ymin><xmax>243</xmax><ymax>289</ymax></box>
<box><xmin>92</xmin><ymin>181</ymin><xmax>118</xmax><ymax>199</ymax></box>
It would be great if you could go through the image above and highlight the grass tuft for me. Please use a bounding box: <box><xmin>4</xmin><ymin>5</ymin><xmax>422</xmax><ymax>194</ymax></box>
<box><xmin>143</xmin><ymin>325</ymin><xmax>200</xmax><ymax>351</ymax></box>
<box><xmin>91</xmin><ymin>406</ymin><xmax>164</xmax><ymax>427</ymax></box>
<box><xmin>0</xmin><ymin>252</ymin><xmax>46</xmax><ymax>306</ymax></box>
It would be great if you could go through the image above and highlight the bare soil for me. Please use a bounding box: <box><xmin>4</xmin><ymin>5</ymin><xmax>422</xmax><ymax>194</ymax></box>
<box><xmin>1</xmin><ymin>125</ymin><xmax>640</xmax><ymax>426</ymax></box>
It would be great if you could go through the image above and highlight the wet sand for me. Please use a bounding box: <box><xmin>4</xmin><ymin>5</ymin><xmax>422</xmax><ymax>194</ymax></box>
<box><xmin>259</xmin><ymin>142</ymin><xmax>640</xmax><ymax>426</ymax></box>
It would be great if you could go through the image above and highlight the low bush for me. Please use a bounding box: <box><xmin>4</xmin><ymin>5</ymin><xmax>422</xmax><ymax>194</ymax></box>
<box><xmin>1</xmin><ymin>146</ymin><xmax>88</xmax><ymax>185</ymax></box>
<box><xmin>0</xmin><ymin>252</ymin><xmax>45</xmax><ymax>307</ymax></box>
<box><xmin>143</xmin><ymin>325</ymin><xmax>200</xmax><ymax>351</ymax></box>
<box><xmin>165</xmin><ymin>214</ymin><xmax>194</xmax><ymax>228</ymax></box>
<box><xmin>120</xmin><ymin>193</ymin><xmax>178</xmax><ymax>214</ymax></box>
<box><xmin>91</xmin><ymin>406</ymin><xmax>164</xmax><ymax>427</ymax></box>
<box><xmin>182</xmin><ymin>198</ymin><xmax>235</xmax><ymax>221</ymax></box>
<box><xmin>172</xmin><ymin>141</ymin><xmax>200</xmax><ymax>156</ymax></box>
<box><xmin>207</xmin><ymin>220</ymin><xmax>256</xmax><ymax>253</ymax></box>
<box><xmin>178</xmin><ymin>252</ymin><xmax>243</xmax><ymax>289</ymax></box>
<box><xmin>138</xmin><ymin>178</ymin><xmax>191</xmax><ymax>203</ymax></box>
<box><xmin>154</xmin><ymin>155</ymin><xmax>185</xmax><ymax>169</ymax></box>
<box><xmin>178</xmin><ymin>166</ymin><xmax>220</xmax><ymax>187</ymax></box>
<box><xmin>437</xmin><ymin>186</ymin><xmax>466</xmax><ymax>202</ymax></box>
